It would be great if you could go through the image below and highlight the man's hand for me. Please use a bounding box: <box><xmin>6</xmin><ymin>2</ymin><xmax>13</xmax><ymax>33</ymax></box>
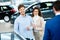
<box><xmin>26</xmin><ymin>27</ymin><xmax>30</xmax><ymax>31</ymax></box>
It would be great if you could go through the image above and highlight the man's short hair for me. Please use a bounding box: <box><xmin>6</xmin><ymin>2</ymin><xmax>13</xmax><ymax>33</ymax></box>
<box><xmin>18</xmin><ymin>4</ymin><xmax>25</xmax><ymax>10</ymax></box>
<box><xmin>53</xmin><ymin>1</ymin><xmax>60</xmax><ymax>11</ymax></box>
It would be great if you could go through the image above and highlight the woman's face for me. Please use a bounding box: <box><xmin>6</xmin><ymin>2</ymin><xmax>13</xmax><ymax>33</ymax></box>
<box><xmin>33</xmin><ymin>9</ymin><xmax>39</xmax><ymax>16</ymax></box>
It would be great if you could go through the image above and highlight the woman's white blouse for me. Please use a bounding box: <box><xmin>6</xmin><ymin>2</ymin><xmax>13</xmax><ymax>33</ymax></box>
<box><xmin>33</xmin><ymin>15</ymin><xmax>44</xmax><ymax>32</ymax></box>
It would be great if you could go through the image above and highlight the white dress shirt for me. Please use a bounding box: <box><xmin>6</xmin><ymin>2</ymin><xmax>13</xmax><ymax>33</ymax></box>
<box><xmin>33</xmin><ymin>15</ymin><xmax>44</xmax><ymax>32</ymax></box>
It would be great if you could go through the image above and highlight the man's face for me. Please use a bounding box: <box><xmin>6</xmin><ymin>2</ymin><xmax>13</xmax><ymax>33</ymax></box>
<box><xmin>19</xmin><ymin>7</ymin><xmax>25</xmax><ymax>15</ymax></box>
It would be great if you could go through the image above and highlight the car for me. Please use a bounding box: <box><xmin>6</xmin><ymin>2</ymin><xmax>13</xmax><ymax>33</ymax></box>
<box><xmin>0</xmin><ymin>5</ymin><xmax>16</xmax><ymax>22</ymax></box>
<box><xmin>10</xmin><ymin>12</ymin><xmax>20</xmax><ymax>24</ymax></box>
<box><xmin>10</xmin><ymin>2</ymin><xmax>55</xmax><ymax>24</ymax></box>
<box><xmin>25</xmin><ymin>2</ymin><xmax>55</xmax><ymax>20</ymax></box>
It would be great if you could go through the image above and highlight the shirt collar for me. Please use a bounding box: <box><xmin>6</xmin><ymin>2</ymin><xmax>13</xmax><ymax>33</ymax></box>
<box><xmin>56</xmin><ymin>12</ymin><xmax>60</xmax><ymax>16</ymax></box>
<box><xmin>20</xmin><ymin>14</ymin><xmax>26</xmax><ymax>17</ymax></box>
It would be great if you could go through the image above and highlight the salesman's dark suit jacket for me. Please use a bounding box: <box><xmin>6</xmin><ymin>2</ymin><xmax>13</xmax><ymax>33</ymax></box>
<box><xmin>43</xmin><ymin>15</ymin><xmax>60</xmax><ymax>40</ymax></box>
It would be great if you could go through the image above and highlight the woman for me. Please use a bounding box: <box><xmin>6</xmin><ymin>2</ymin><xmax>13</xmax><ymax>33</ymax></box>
<box><xmin>32</xmin><ymin>7</ymin><xmax>44</xmax><ymax>40</ymax></box>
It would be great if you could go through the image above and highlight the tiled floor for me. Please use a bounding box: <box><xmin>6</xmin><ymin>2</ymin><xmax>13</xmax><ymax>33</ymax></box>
<box><xmin>0</xmin><ymin>20</ymin><xmax>13</xmax><ymax>32</ymax></box>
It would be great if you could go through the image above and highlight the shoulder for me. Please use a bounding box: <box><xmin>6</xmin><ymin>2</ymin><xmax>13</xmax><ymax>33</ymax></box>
<box><xmin>46</xmin><ymin>19</ymin><xmax>52</xmax><ymax>24</ymax></box>
<box><xmin>38</xmin><ymin>16</ymin><xmax>44</xmax><ymax>21</ymax></box>
<box><xmin>40</xmin><ymin>17</ymin><xmax>44</xmax><ymax>19</ymax></box>
<box><xmin>26</xmin><ymin>14</ymin><xmax>32</xmax><ymax>19</ymax></box>
<box><xmin>45</xmin><ymin>17</ymin><xmax>58</xmax><ymax>30</ymax></box>
<box><xmin>15</xmin><ymin>16</ymin><xmax>20</xmax><ymax>22</ymax></box>
<box><xmin>46</xmin><ymin>16</ymin><xmax>56</xmax><ymax>24</ymax></box>
<box><xmin>45</xmin><ymin>18</ymin><xmax>54</xmax><ymax>28</ymax></box>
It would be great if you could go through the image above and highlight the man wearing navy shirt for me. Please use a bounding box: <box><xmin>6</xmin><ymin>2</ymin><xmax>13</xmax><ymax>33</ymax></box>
<box><xmin>43</xmin><ymin>1</ymin><xmax>60</xmax><ymax>40</ymax></box>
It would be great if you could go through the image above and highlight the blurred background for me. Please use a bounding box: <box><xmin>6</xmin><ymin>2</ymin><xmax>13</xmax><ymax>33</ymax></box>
<box><xmin>0</xmin><ymin>0</ymin><xmax>59</xmax><ymax>40</ymax></box>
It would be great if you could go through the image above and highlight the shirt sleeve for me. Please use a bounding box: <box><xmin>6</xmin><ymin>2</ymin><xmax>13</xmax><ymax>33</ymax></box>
<box><xmin>14</xmin><ymin>19</ymin><xmax>20</xmax><ymax>35</ymax></box>
<box><xmin>29</xmin><ymin>16</ymin><xmax>34</xmax><ymax>30</ymax></box>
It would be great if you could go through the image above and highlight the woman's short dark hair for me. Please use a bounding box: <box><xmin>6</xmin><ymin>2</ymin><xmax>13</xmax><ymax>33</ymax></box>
<box><xmin>18</xmin><ymin>4</ymin><xmax>25</xmax><ymax>10</ymax></box>
<box><xmin>53</xmin><ymin>1</ymin><xmax>60</xmax><ymax>11</ymax></box>
<box><xmin>32</xmin><ymin>7</ymin><xmax>43</xmax><ymax>17</ymax></box>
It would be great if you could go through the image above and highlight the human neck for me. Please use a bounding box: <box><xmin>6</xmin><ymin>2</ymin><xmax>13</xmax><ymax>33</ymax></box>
<box><xmin>34</xmin><ymin>15</ymin><xmax>38</xmax><ymax>16</ymax></box>
<box><xmin>21</xmin><ymin>14</ymin><xmax>26</xmax><ymax>17</ymax></box>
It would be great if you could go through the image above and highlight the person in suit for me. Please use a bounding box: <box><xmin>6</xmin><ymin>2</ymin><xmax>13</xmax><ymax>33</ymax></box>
<box><xmin>43</xmin><ymin>1</ymin><xmax>60</xmax><ymax>40</ymax></box>
<box><xmin>32</xmin><ymin>7</ymin><xmax>44</xmax><ymax>40</ymax></box>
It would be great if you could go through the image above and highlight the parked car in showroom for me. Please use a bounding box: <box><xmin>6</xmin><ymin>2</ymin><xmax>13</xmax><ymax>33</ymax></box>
<box><xmin>0</xmin><ymin>5</ymin><xmax>16</xmax><ymax>22</ymax></box>
<box><xmin>10</xmin><ymin>2</ymin><xmax>55</xmax><ymax>24</ymax></box>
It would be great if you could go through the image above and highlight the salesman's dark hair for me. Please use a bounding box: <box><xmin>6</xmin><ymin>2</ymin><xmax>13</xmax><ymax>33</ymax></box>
<box><xmin>53</xmin><ymin>1</ymin><xmax>60</xmax><ymax>11</ymax></box>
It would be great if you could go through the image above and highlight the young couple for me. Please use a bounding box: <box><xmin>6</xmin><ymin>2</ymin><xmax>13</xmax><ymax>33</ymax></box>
<box><xmin>14</xmin><ymin>4</ymin><xmax>44</xmax><ymax>40</ymax></box>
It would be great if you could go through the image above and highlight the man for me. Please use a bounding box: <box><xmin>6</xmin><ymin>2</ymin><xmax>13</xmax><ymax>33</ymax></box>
<box><xmin>14</xmin><ymin>4</ymin><xmax>35</xmax><ymax>40</ymax></box>
<box><xmin>43</xmin><ymin>1</ymin><xmax>60</xmax><ymax>40</ymax></box>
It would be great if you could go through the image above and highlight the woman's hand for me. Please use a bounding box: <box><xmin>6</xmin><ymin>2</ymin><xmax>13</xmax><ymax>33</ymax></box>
<box><xmin>32</xmin><ymin>24</ymin><xmax>37</xmax><ymax>29</ymax></box>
